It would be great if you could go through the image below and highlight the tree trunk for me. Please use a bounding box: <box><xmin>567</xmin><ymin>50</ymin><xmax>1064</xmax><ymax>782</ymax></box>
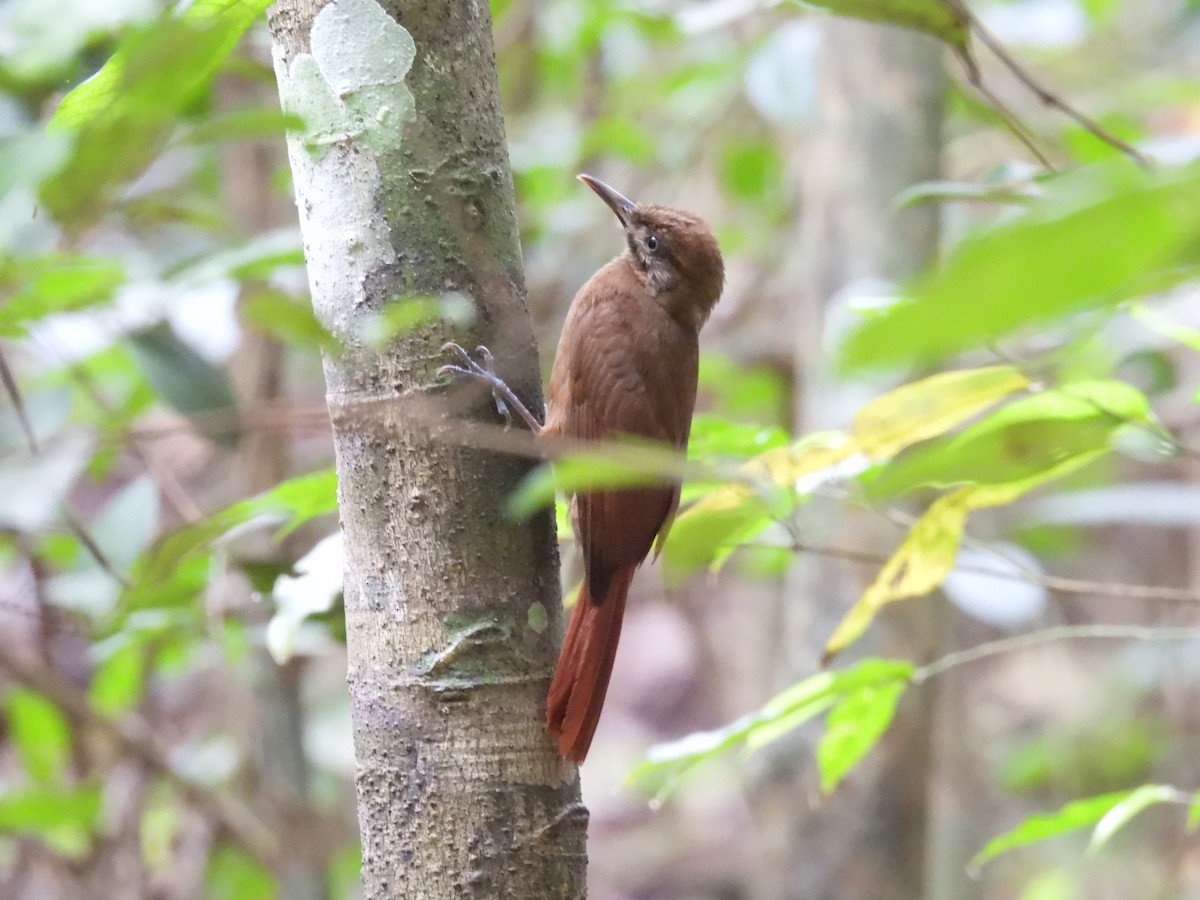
<box><xmin>267</xmin><ymin>1</ymin><xmax>586</xmax><ymax>897</ymax></box>
<box><xmin>770</xmin><ymin>18</ymin><xmax>945</xmax><ymax>900</ymax></box>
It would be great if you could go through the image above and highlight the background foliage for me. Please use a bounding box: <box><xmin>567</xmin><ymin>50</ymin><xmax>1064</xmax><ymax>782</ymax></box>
<box><xmin>1</xmin><ymin>0</ymin><xmax>1199</xmax><ymax>897</ymax></box>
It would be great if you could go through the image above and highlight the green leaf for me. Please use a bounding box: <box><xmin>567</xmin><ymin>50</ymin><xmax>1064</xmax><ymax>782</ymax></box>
<box><xmin>89</xmin><ymin>640</ymin><xmax>146</xmax><ymax>716</ymax></box>
<box><xmin>971</xmin><ymin>791</ymin><xmax>1137</xmax><ymax>871</ymax></box>
<box><xmin>6</xmin><ymin>689</ymin><xmax>72</xmax><ymax>784</ymax></box>
<box><xmin>817</xmin><ymin>675</ymin><xmax>908</xmax><ymax>794</ymax></box>
<box><xmin>851</xmin><ymin>365</ymin><xmax>1030</xmax><ymax>461</ymax></box>
<box><xmin>823</xmin><ymin>479</ymin><xmax>1058</xmax><ymax>662</ymax></box>
<box><xmin>627</xmin><ymin>658</ymin><xmax>914</xmax><ymax>801</ymax></box>
<box><xmin>893</xmin><ymin>178</ymin><xmax>1040</xmax><ymax>209</ymax></box>
<box><xmin>865</xmin><ymin>380</ymin><xmax>1151</xmax><ymax>501</ymax></box>
<box><xmin>170</xmin><ymin>228</ymin><xmax>305</xmax><ymax>284</ymax></box>
<box><xmin>205</xmin><ymin>844</ymin><xmax>278</xmax><ymax>900</ymax></box>
<box><xmin>509</xmin><ymin>439</ymin><xmax>703</xmax><ymax>520</ymax></box>
<box><xmin>242</xmin><ymin>291</ymin><xmax>341</xmax><ymax>353</ymax></box>
<box><xmin>1088</xmin><ymin>784</ymin><xmax>1180</xmax><ymax>854</ymax></box>
<box><xmin>719</xmin><ymin>138</ymin><xmax>784</xmax><ymax>202</ymax></box>
<box><xmin>0</xmin><ymin>784</ymin><xmax>102</xmax><ymax>858</ymax></box>
<box><xmin>126</xmin><ymin>322</ymin><xmax>238</xmax><ymax>442</ymax></box>
<box><xmin>582</xmin><ymin>116</ymin><xmax>656</xmax><ymax>164</ymax></box>
<box><xmin>662</xmin><ymin>433</ymin><xmax>855</xmax><ymax>577</ymax></box>
<box><xmin>796</xmin><ymin>0</ymin><xmax>968</xmax><ymax>45</ymax></box>
<box><xmin>123</xmin><ymin>469</ymin><xmax>337</xmax><ymax>614</ymax></box>
<box><xmin>43</xmin><ymin>0</ymin><xmax>274</xmax><ymax>224</ymax></box>
<box><xmin>364</xmin><ymin>292</ymin><xmax>476</xmax><ymax>345</ymax></box>
<box><xmin>0</xmin><ymin>255</ymin><xmax>125</xmax><ymax>337</ymax></box>
<box><xmin>1187</xmin><ymin>792</ymin><xmax>1200</xmax><ymax>833</ymax></box>
<box><xmin>840</xmin><ymin>164</ymin><xmax>1200</xmax><ymax>371</ymax></box>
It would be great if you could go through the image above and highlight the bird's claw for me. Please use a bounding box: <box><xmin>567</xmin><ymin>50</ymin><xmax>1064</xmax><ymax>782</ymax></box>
<box><xmin>439</xmin><ymin>342</ymin><xmax>513</xmax><ymax>427</ymax></box>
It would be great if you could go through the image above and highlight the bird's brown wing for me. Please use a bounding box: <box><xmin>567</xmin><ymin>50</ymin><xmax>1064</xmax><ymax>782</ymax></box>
<box><xmin>551</xmin><ymin>279</ymin><xmax>697</xmax><ymax>597</ymax></box>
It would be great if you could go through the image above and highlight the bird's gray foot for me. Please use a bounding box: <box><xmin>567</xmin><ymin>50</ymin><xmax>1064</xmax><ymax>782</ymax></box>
<box><xmin>438</xmin><ymin>342</ymin><xmax>543</xmax><ymax>433</ymax></box>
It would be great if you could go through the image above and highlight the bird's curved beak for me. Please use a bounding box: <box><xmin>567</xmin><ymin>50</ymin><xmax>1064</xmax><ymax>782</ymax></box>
<box><xmin>577</xmin><ymin>174</ymin><xmax>636</xmax><ymax>227</ymax></box>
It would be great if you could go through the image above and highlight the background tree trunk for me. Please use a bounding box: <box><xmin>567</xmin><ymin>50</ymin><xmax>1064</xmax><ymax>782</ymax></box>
<box><xmin>766</xmin><ymin>19</ymin><xmax>945</xmax><ymax>900</ymax></box>
<box><xmin>267</xmin><ymin>1</ymin><xmax>586</xmax><ymax>897</ymax></box>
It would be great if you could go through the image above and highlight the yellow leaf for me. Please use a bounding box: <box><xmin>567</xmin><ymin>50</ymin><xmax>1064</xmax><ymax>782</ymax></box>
<box><xmin>852</xmin><ymin>365</ymin><xmax>1029</xmax><ymax>461</ymax></box>
<box><xmin>680</xmin><ymin>432</ymin><xmax>854</xmax><ymax>521</ymax></box>
<box><xmin>821</xmin><ymin>480</ymin><xmax>1032</xmax><ymax>663</ymax></box>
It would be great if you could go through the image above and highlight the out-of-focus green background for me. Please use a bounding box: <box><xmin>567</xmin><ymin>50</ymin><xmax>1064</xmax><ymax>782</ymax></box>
<box><xmin>2</xmin><ymin>0</ymin><xmax>1200</xmax><ymax>897</ymax></box>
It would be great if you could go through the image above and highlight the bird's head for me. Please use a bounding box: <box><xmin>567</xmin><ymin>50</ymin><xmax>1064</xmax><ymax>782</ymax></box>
<box><xmin>579</xmin><ymin>174</ymin><xmax>725</xmax><ymax>329</ymax></box>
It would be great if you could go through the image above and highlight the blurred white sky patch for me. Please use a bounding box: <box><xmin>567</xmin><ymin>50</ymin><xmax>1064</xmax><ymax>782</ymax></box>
<box><xmin>26</xmin><ymin>277</ymin><xmax>240</xmax><ymax>364</ymax></box>
<box><xmin>943</xmin><ymin>544</ymin><xmax>1046</xmax><ymax>629</ymax></box>
<box><xmin>744</xmin><ymin>20</ymin><xmax>819</xmax><ymax>126</ymax></box>
<box><xmin>1032</xmin><ymin>484</ymin><xmax>1200</xmax><ymax>528</ymax></box>
<box><xmin>267</xmin><ymin>532</ymin><xmax>344</xmax><ymax>664</ymax></box>
<box><xmin>977</xmin><ymin>0</ymin><xmax>1089</xmax><ymax>49</ymax></box>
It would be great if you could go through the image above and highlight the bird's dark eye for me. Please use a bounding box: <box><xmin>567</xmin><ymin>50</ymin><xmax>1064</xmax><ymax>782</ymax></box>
<box><xmin>645</xmin><ymin>234</ymin><xmax>660</xmax><ymax>252</ymax></box>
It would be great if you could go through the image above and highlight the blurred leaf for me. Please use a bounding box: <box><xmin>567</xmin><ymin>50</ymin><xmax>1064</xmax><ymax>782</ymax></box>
<box><xmin>205</xmin><ymin>844</ymin><xmax>277</xmax><ymax>900</ymax></box>
<box><xmin>89</xmin><ymin>640</ymin><xmax>146</xmax><ymax>716</ymax></box>
<box><xmin>865</xmin><ymin>380</ymin><xmax>1151</xmax><ymax>500</ymax></box>
<box><xmin>665</xmin><ymin>367</ymin><xmax>1027</xmax><ymax>577</ymax></box>
<box><xmin>242</xmin><ymin>291</ymin><xmax>341</xmax><ymax>353</ymax></box>
<box><xmin>971</xmin><ymin>790</ymin><xmax>1140</xmax><ymax>870</ymax></box>
<box><xmin>663</xmin><ymin>433</ymin><xmax>851</xmax><ymax>577</ymax></box>
<box><xmin>817</xmin><ymin>672</ymin><xmax>908</xmax><ymax>793</ymax></box>
<box><xmin>0</xmin><ymin>255</ymin><xmax>125</xmax><ymax>337</ymax></box>
<box><xmin>171</xmin><ymin>228</ymin><xmax>305</xmax><ymax>284</ymax></box>
<box><xmin>1088</xmin><ymin>784</ymin><xmax>1180</xmax><ymax>854</ymax></box>
<box><xmin>509</xmin><ymin>439</ymin><xmax>703</xmax><ymax>519</ymax></box>
<box><xmin>127</xmin><ymin>322</ymin><xmax>238</xmax><ymax>440</ymax></box>
<box><xmin>1187</xmin><ymin>793</ymin><xmax>1200</xmax><ymax>833</ymax></box>
<box><xmin>181</xmin><ymin>108</ymin><xmax>305</xmax><ymax>145</ymax></box>
<box><xmin>688</xmin><ymin>415</ymin><xmax>788</xmax><ymax>460</ymax></box>
<box><xmin>0</xmin><ymin>784</ymin><xmax>101</xmax><ymax>859</ymax></box>
<box><xmin>140</xmin><ymin>791</ymin><xmax>181</xmax><ymax>872</ymax></box>
<box><xmin>6</xmin><ymin>689</ymin><xmax>72</xmax><ymax>784</ymax></box>
<box><xmin>581</xmin><ymin>116</ymin><xmax>656</xmax><ymax>164</ymax></box>
<box><xmin>629</xmin><ymin>658</ymin><xmax>913</xmax><ymax>801</ymax></box>
<box><xmin>823</xmin><ymin>475</ymin><xmax>1070</xmax><ymax>662</ymax></box>
<box><xmin>363</xmin><ymin>292</ymin><xmax>476</xmax><ymax>345</ymax></box>
<box><xmin>893</xmin><ymin>178</ymin><xmax>1041</xmax><ymax>208</ymax></box>
<box><xmin>796</xmin><ymin>0</ymin><xmax>968</xmax><ymax>44</ymax></box>
<box><xmin>43</xmin><ymin>0</ymin><xmax>274</xmax><ymax>224</ymax></box>
<box><xmin>242</xmin><ymin>467</ymin><xmax>338</xmax><ymax>536</ymax></box>
<box><xmin>123</xmin><ymin>469</ymin><xmax>335</xmax><ymax>618</ymax></box>
<box><xmin>840</xmin><ymin>164</ymin><xmax>1200</xmax><ymax>371</ymax></box>
<box><xmin>719</xmin><ymin>138</ymin><xmax>784</xmax><ymax>202</ymax></box>
<box><xmin>852</xmin><ymin>365</ymin><xmax>1029</xmax><ymax>460</ymax></box>
<box><xmin>697</xmin><ymin>355</ymin><xmax>788</xmax><ymax>423</ymax></box>
<box><xmin>1132</xmin><ymin>304</ymin><xmax>1200</xmax><ymax>353</ymax></box>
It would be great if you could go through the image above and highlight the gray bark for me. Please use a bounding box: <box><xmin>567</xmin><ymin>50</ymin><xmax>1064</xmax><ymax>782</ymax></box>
<box><xmin>267</xmin><ymin>1</ymin><xmax>586</xmax><ymax>897</ymax></box>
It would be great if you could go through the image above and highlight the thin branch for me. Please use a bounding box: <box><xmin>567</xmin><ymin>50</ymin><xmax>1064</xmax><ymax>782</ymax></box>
<box><xmin>0</xmin><ymin>356</ymin><xmax>136</xmax><ymax>586</ymax></box>
<box><xmin>786</xmin><ymin>540</ymin><xmax>1200</xmax><ymax>605</ymax></box>
<box><xmin>957</xmin><ymin>6</ymin><xmax>1151</xmax><ymax>169</ymax></box>
<box><xmin>0</xmin><ymin>345</ymin><xmax>39</xmax><ymax>452</ymax></box>
<box><xmin>953</xmin><ymin>45</ymin><xmax>1056</xmax><ymax>171</ymax></box>
<box><xmin>914</xmin><ymin>623</ymin><xmax>1200</xmax><ymax>683</ymax></box>
<box><xmin>967</xmin><ymin>13</ymin><xmax>1152</xmax><ymax>169</ymax></box>
<box><xmin>63</xmin><ymin>508</ymin><xmax>131</xmax><ymax>591</ymax></box>
<box><xmin>0</xmin><ymin>639</ymin><xmax>279</xmax><ymax>867</ymax></box>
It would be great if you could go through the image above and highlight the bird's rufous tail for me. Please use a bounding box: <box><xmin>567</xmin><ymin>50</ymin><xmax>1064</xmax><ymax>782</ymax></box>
<box><xmin>545</xmin><ymin>566</ymin><xmax>636</xmax><ymax>763</ymax></box>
